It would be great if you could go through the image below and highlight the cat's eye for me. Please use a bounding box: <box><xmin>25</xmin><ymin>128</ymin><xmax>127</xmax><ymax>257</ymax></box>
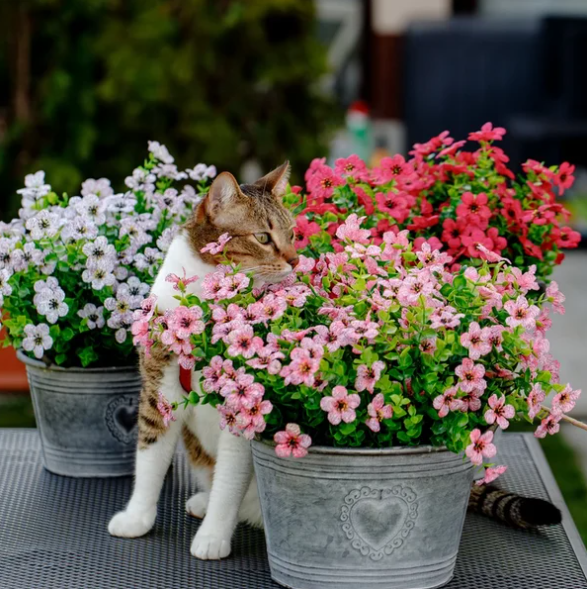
<box><xmin>255</xmin><ymin>232</ymin><xmax>271</xmax><ymax>245</ymax></box>
<box><xmin>289</xmin><ymin>230</ymin><xmax>295</xmax><ymax>242</ymax></box>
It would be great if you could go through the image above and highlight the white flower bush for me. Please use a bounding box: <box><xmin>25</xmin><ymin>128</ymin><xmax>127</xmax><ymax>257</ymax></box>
<box><xmin>0</xmin><ymin>142</ymin><xmax>216</xmax><ymax>367</ymax></box>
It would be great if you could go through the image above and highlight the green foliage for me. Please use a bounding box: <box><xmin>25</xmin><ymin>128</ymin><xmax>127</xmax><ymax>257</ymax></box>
<box><xmin>0</xmin><ymin>0</ymin><xmax>339</xmax><ymax>218</ymax></box>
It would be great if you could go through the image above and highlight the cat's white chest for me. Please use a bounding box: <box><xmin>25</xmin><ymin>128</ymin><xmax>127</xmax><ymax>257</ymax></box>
<box><xmin>150</xmin><ymin>231</ymin><xmax>216</xmax><ymax>311</ymax></box>
<box><xmin>185</xmin><ymin>402</ymin><xmax>222</xmax><ymax>459</ymax></box>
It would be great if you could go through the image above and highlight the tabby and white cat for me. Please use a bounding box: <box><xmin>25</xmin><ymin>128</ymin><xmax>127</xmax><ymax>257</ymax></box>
<box><xmin>108</xmin><ymin>162</ymin><xmax>297</xmax><ymax>559</ymax></box>
<box><xmin>108</xmin><ymin>162</ymin><xmax>560</xmax><ymax>560</ymax></box>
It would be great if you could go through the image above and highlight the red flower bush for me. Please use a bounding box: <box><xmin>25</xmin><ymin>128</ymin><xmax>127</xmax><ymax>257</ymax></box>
<box><xmin>286</xmin><ymin>123</ymin><xmax>580</xmax><ymax>280</ymax></box>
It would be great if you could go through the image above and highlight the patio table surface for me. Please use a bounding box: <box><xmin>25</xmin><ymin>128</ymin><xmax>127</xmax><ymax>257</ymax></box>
<box><xmin>1</xmin><ymin>430</ymin><xmax>586</xmax><ymax>589</ymax></box>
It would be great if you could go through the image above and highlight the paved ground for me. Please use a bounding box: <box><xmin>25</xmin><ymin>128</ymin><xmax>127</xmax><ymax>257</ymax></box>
<box><xmin>549</xmin><ymin>251</ymin><xmax>587</xmax><ymax>470</ymax></box>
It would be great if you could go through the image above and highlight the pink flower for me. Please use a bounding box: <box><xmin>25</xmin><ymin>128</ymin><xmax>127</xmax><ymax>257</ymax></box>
<box><xmin>202</xmin><ymin>356</ymin><xmax>224</xmax><ymax>392</ymax></box>
<box><xmin>460</xmin><ymin>322</ymin><xmax>491</xmax><ymax>360</ymax></box>
<box><xmin>218</xmin><ymin>404</ymin><xmax>239</xmax><ymax>434</ymax></box>
<box><xmin>165</xmin><ymin>268</ymin><xmax>199</xmax><ymax>291</ymax></box>
<box><xmin>484</xmin><ymin>394</ymin><xmax>515</xmax><ymax>429</ymax></box>
<box><xmin>131</xmin><ymin>318</ymin><xmax>150</xmax><ymax>347</ymax></box>
<box><xmin>246</xmin><ymin>345</ymin><xmax>284</xmax><ymax>375</ymax></box>
<box><xmin>320</xmin><ymin>385</ymin><xmax>361</xmax><ymax>425</ymax></box>
<box><xmin>236</xmin><ymin>399</ymin><xmax>273</xmax><ymax>440</ymax></box>
<box><xmin>504</xmin><ymin>295</ymin><xmax>540</xmax><ymax>329</ymax></box>
<box><xmin>335</xmin><ymin>213</ymin><xmax>371</xmax><ymax>244</ymax></box>
<box><xmin>534</xmin><ymin>414</ymin><xmax>561</xmax><ymax>439</ymax></box>
<box><xmin>455</xmin><ymin>358</ymin><xmax>486</xmax><ymax>393</ymax></box>
<box><xmin>552</xmin><ymin>385</ymin><xmax>581</xmax><ymax>415</ymax></box>
<box><xmin>227</xmin><ymin>324</ymin><xmax>263</xmax><ymax>359</ymax></box>
<box><xmin>433</xmin><ymin>387</ymin><xmax>458</xmax><ymax>417</ymax></box>
<box><xmin>200</xmin><ymin>232</ymin><xmax>232</xmax><ymax>255</ymax></box>
<box><xmin>419</xmin><ymin>337</ymin><xmax>437</xmax><ymax>355</ymax></box>
<box><xmin>274</xmin><ymin>423</ymin><xmax>312</xmax><ymax>459</ymax></box>
<box><xmin>468</xmin><ymin>122</ymin><xmax>506</xmax><ymax>142</ymax></box>
<box><xmin>157</xmin><ymin>391</ymin><xmax>176</xmax><ymax>427</ymax></box>
<box><xmin>201</xmin><ymin>270</ymin><xmax>227</xmax><ymax>300</ymax></box>
<box><xmin>296</xmin><ymin>254</ymin><xmax>316</xmax><ymax>274</ymax></box>
<box><xmin>546</xmin><ymin>281</ymin><xmax>566</xmax><ymax>315</ymax></box>
<box><xmin>133</xmin><ymin>295</ymin><xmax>158</xmax><ymax>320</ymax></box>
<box><xmin>222</xmin><ymin>373</ymin><xmax>264</xmax><ymax>410</ymax></box>
<box><xmin>160</xmin><ymin>329</ymin><xmax>192</xmax><ymax>356</ymax></box>
<box><xmin>466</xmin><ymin>429</ymin><xmax>497</xmax><ymax>466</ymax></box>
<box><xmin>355</xmin><ymin>361</ymin><xmax>385</xmax><ymax>394</ymax></box>
<box><xmin>259</xmin><ymin>293</ymin><xmax>288</xmax><ymax>322</ymax></box>
<box><xmin>281</xmin><ymin>347</ymin><xmax>320</xmax><ymax>387</ymax></box>
<box><xmin>476</xmin><ymin>465</ymin><xmax>507</xmax><ymax>486</ymax></box>
<box><xmin>365</xmin><ymin>393</ymin><xmax>393</xmax><ymax>432</ymax></box>
<box><xmin>220</xmin><ymin>272</ymin><xmax>250</xmax><ymax>299</ymax></box>
<box><xmin>454</xmin><ymin>388</ymin><xmax>484</xmax><ymax>413</ymax></box>
<box><xmin>168</xmin><ymin>305</ymin><xmax>205</xmax><ymax>339</ymax></box>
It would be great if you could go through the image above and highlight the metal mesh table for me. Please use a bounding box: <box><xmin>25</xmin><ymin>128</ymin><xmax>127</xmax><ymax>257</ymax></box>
<box><xmin>1</xmin><ymin>430</ymin><xmax>586</xmax><ymax>589</ymax></box>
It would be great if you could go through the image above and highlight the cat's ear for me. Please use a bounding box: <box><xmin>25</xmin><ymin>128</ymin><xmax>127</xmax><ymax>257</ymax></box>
<box><xmin>254</xmin><ymin>161</ymin><xmax>290</xmax><ymax>198</ymax></box>
<box><xmin>205</xmin><ymin>172</ymin><xmax>243</xmax><ymax>219</ymax></box>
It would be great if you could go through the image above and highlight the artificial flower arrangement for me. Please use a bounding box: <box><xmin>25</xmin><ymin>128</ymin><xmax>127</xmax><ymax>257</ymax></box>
<box><xmin>287</xmin><ymin>123</ymin><xmax>581</xmax><ymax>281</ymax></box>
<box><xmin>0</xmin><ymin>142</ymin><xmax>216</xmax><ymax>367</ymax></box>
<box><xmin>136</xmin><ymin>215</ymin><xmax>580</xmax><ymax>484</ymax></box>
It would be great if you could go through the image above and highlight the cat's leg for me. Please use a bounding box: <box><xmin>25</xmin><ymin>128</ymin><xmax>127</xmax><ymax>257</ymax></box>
<box><xmin>190</xmin><ymin>430</ymin><xmax>253</xmax><ymax>559</ymax></box>
<box><xmin>183</xmin><ymin>427</ymin><xmax>215</xmax><ymax>520</ymax></box>
<box><xmin>108</xmin><ymin>353</ymin><xmax>183</xmax><ymax>538</ymax></box>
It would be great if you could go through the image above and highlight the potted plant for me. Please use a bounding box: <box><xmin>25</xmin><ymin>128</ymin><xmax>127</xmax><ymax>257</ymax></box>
<box><xmin>0</xmin><ymin>142</ymin><xmax>216</xmax><ymax>477</ymax></box>
<box><xmin>286</xmin><ymin>122</ymin><xmax>581</xmax><ymax>280</ymax></box>
<box><xmin>137</xmin><ymin>213</ymin><xmax>579</xmax><ymax>589</ymax></box>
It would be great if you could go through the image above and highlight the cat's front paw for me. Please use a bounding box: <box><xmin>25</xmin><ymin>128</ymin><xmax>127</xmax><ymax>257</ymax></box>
<box><xmin>108</xmin><ymin>508</ymin><xmax>156</xmax><ymax>538</ymax></box>
<box><xmin>186</xmin><ymin>492</ymin><xmax>209</xmax><ymax>519</ymax></box>
<box><xmin>190</xmin><ymin>530</ymin><xmax>231</xmax><ymax>560</ymax></box>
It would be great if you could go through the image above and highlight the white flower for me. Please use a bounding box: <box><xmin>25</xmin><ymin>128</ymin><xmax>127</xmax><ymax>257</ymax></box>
<box><xmin>119</xmin><ymin>218</ymin><xmax>152</xmax><ymax>248</ymax></box>
<box><xmin>115</xmin><ymin>328</ymin><xmax>128</xmax><ymax>344</ymax></box>
<box><xmin>0</xmin><ymin>237</ymin><xmax>15</xmax><ymax>270</ymax></box>
<box><xmin>74</xmin><ymin>194</ymin><xmax>106</xmax><ymax>225</ymax></box>
<box><xmin>25</xmin><ymin>210</ymin><xmax>60</xmax><ymax>240</ymax></box>
<box><xmin>35</xmin><ymin>286</ymin><xmax>68</xmax><ymax>324</ymax></box>
<box><xmin>156</xmin><ymin>227</ymin><xmax>178</xmax><ymax>252</ymax></box>
<box><xmin>82</xmin><ymin>236</ymin><xmax>116</xmax><ymax>267</ymax></box>
<box><xmin>39</xmin><ymin>253</ymin><xmax>56</xmax><ymax>275</ymax></box>
<box><xmin>22</xmin><ymin>323</ymin><xmax>53</xmax><ymax>359</ymax></box>
<box><xmin>81</xmin><ymin>178</ymin><xmax>114</xmax><ymax>198</ymax></box>
<box><xmin>17</xmin><ymin>171</ymin><xmax>51</xmax><ymax>206</ymax></box>
<box><xmin>10</xmin><ymin>243</ymin><xmax>43</xmax><ymax>272</ymax></box>
<box><xmin>154</xmin><ymin>188</ymin><xmax>183</xmax><ymax>214</ymax></box>
<box><xmin>103</xmin><ymin>194</ymin><xmax>137</xmax><ymax>215</ymax></box>
<box><xmin>34</xmin><ymin>277</ymin><xmax>59</xmax><ymax>294</ymax></box>
<box><xmin>0</xmin><ymin>268</ymin><xmax>13</xmax><ymax>297</ymax></box>
<box><xmin>82</xmin><ymin>263</ymin><xmax>116</xmax><ymax>290</ymax></box>
<box><xmin>113</xmin><ymin>266</ymin><xmax>129</xmax><ymax>281</ymax></box>
<box><xmin>134</xmin><ymin>247</ymin><xmax>163</xmax><ymax>275</ymax></box>
<box><xmin>152</xmin><ymin>163</ymin><xmax>186</xmax><ymax>180</ymax></box>
<box><xmin>77</xmin><ymin>303</ymin><xmax>105</xmax><ymax>329</ymax></box>
<box><xmin>119</xmin><ymin>276</ymin><xmax>149</xmax><ymax>307</ymax></box>
<box><xmin>187</xmin><ymin>163</ymin><xmax>217</xmax><ymax>181</ymax></box>
<box><xmin>148</xmin><ymin>141</ymin><xmax>174</xmax><ymax>164</ymax></box>
<box><xmin>61</xmin><ymin>215</ymin><xmax>98</xmax><ymax>243</ymax></box>
<box><xmin>0</xmin><ymin>221</ymin><xmax>25</xmax><ymax>240</ymax></box>
<box><xmin>125</xmin><ymin>168</ymin><xmax>156</xmax><ymax>192</ymax></box>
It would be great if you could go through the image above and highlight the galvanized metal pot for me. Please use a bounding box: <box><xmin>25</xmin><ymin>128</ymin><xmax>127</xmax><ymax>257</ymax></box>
<box><xmin>251</xmin><ymin>440</ymin><xmax>474</xmax><ymax>589</ymax></box>
<box><xmin>18</xmin><ymin>351</ymin><xmax>141</xmax><ymax>478</ymax></box>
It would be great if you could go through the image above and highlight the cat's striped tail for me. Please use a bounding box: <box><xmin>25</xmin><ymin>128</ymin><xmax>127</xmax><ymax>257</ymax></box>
<box><xmin>468</xmin><ymin>484</ymin><xmax>562</xmax><ymax>529</ymax></box>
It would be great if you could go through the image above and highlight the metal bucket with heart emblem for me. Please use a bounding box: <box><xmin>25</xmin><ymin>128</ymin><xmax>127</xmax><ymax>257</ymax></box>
<box><xmin>18</xmin><ymin>351</ymin><xmax>141</xmax><ymax>477</ymax></box>
<box><xmin>251</xmin><ymin>440</ymin><xmax>474</xmax><ymax>589</ymax></box>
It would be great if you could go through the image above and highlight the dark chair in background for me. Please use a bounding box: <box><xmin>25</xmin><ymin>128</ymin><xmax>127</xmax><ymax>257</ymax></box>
<box><xmin>404</xmin><ymin>16</ymin><xmax>587</xmax><ymax>169</ymax></box>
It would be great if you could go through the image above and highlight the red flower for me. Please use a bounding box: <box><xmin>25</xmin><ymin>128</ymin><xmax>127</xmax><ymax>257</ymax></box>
<box><xmin>468</xmin><ymin>122</ymin><xmax>506</xmax><ymax>142</ymax></box>
<box><xmin>295</xmin><ymin>216</ymin><xmax>321</xmax><ymax>249</ymax></box>
<box><xmin>522</xmin><ymin>204</ymin><xmax>556</xmax><ymax>226</ymax></box>
<box><xmin>354</xmin><ymin>186</ymin><xmax>374</xmax><ymax>215</ymax></box>
<box><xmin>553</xmin><ymin>162</ymin><xmax>575</xmax><ymax>195</ymax></box>
<box><xmin>500</xmin><ymin>197</ymin><xmax>524</xmax><ymax>227</ymax></box>
<box><xmin>414</xmin><ymin>236</ymin><xmax>443</xmax><ymax>251</ymax></box>
<box><xmin>371</xmin><ymin>155</ymin><xmax>414</xmax><ymax>185</ymax></box>
<box><xmin>486</xmin><ymin>227</ymin><xmax>507</xmax><ymax>253</ymax></box>
<box><xmin>456</xmin><ymin>192</ymin><xmax>491</xmax><ymax>228</ymax></box>
<box><xmin>461</xmin><ymin>228</ymin><xmax>494</xmax><ymax>258</ymax></box>
<box><xmin>334</xmin><ymin>155</ymin><xmax>370</xmax><ymax>182</ymax></box>
<box><xmin>442</xmin><ymin>218</ymin><xmax>469</xmax><ymax>250</ymax></box>
<box><xmin>306</xmin><ymin>164</ymin><xmax>343</xmax><ymax>199</ymax></box>
<box><xmin>375</xmin><ymin>191</ymin><xmax>409</xmax><ymax>223</ymax></box>
<box><xmin>555</xmin><ymin>226</ymin><xmax>581</xmax><ymax>249</ymax></box>
<box><xmin>519</xmin><ymin>235</ymin><xmax>544</xmax><ymax>260</ymax></box>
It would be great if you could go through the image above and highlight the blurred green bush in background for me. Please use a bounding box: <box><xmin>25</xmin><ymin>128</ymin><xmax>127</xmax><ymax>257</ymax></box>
<box><xmin>0</xmin><ymin>0</ymin><xmax>339</xmax><ymax>218</ymax></box>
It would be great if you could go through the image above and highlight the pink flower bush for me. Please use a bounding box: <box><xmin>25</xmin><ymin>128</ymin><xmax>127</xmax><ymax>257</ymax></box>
<box><xmin>137</xmin><ymin>215</ymin><xmax>577</xmax><ymax>483</ymax></box>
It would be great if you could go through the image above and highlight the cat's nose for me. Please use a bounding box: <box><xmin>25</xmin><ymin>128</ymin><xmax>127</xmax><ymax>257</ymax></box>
<box><xmin>287</xmin><ymin>255</ymin><xmax>300</xmax><ymax>269</ymax></box>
